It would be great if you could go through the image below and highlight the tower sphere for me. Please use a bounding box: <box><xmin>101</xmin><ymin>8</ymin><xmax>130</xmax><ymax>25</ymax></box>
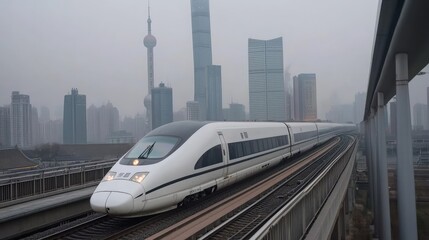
<box><xmin>144</xmin><ymin>34</ymin><xmax>157</xmax><ymax>48</ymax></box>
<box><xmin>144</xmin><ymin>94</ymin><xmax>152</xmax><ymax>108</ymax></box>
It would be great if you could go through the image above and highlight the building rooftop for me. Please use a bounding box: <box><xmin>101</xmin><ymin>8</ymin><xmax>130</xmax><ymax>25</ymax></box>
<box><xmin>0</xmin><ymin>148</ymin><xmax>39</xmax><ymax>171</ymax></box>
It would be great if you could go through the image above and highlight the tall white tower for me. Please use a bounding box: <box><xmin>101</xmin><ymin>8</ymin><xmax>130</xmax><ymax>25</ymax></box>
<box><xmin>143</xmin><ymin>3</ymin><xmax>157</xmax><ymax>130</ymax></box>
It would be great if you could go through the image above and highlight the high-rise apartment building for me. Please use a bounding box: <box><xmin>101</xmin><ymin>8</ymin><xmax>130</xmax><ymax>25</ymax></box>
<box><xmin>0</xmin><ymin>106</ymin><xmax>11</xmax><ymax>148</ymax></box>
<box><xmin>120</xmin><ymin>114</ymin><xmax>147</xmax><ymax>141</ymax></box>
<box><xmin>191</xmin><ymin>0</ymin><xmax>213</xmax><ymax>120</ymax></box>
<box><xmin>206</xmin><ymin>65</ymin><xmax>222</xmax><ymax>121</ymax></box>
<box><xmin>10</xmin><ymin>91</ymin><xmax>32</xmax><ymax>148</ymax></box>
<box><xmin>248</xmin><ymin>37</ymin><xmax>286</xmax><ymax>121</ymax></box>
<box><xmin>87</xmin><ymin>103</ymin><xmax>120</xmax><ymax>143</ymax></box>
<box><xmin>293</xmin><ymin>73</ymin><xmax>317</xmax><ymax>121</ymax></box>
<box><xmin>63</xmin><ymin>88</ymin><xmax>87</xmax><ymax>144</ymax></box>
<box><xmin>31</xmin><ymin>107</ymin><xmax>41</xmax><ymax>146</ymax></box>
<box><xmin>413</xmin><ymin>103</ymin><xmax>428</xmax><ymax>130</ymax></box>
<box><xmin>87</xmin><ymin>105</ymin><xmax>98</xmax><ymax>143</ymax></box>
<box><xmin>151</xmin><ymin>83</ymin><xmax>173</xmax><ymax>129</ymax></box>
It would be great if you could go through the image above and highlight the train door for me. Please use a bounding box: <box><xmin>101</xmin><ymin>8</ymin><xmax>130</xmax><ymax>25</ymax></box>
<box><xmin>315</xmin><ymin>123</ymin><xmax>320</xmax><ymax>146</ymax></box>
<box><xmin>284</xmin><ymin>123</ymin><xmax>293</xmax><ymax>156</ymax></box>
<box><xmin>217</xmin><ymin>131</ymin><xmax>229</xmax><ymax>177</ymax></box>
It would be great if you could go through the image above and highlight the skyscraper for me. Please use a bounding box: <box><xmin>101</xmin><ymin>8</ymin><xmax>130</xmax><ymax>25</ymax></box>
<box><xmin>63</xmin><ymin>88</ymin><xmax>87</xmax><ymax>144</ymax></box>
<box><xmin>0</xmin><ymin>106</ymin><xmax>11</xmax><ymax>148</ymax></box>
<box><xmin>31</xmin><ymin>107</ymin><xmax>41</xmax><ymax>146</ymax></box>
<box><xmin>10</xmin><ymin>91</ymin><xmax>32</xmax><ymax>148</ymax></box>
<box><xmin>293</xmin><ymin>73</ymin><xmax>317</xmax><ymax>121</ymax></box>
<box><xmin>191</xmin><ymin>0</ymin><xmax>213</xmax><ymax>120</ymax></box>
<box><xmin>206</xmin><ymin>65</ymin><xmax>222</xmax><ymax>121</ymax></box>
<box><xmin>86</xmin><ymin>105</ymin><xmax>99</xmax><ymax>143</ymax></box>
<box><xmin>284</xmin><ymin>68</ymin><xmax>293</xmax><ymax>121</ymax></box>
<box><xmin>143</xmin><ymin>4</ymin><xmax>157</xmax><ymax>130</ymax></box>
<box><xmin>120</xmin><ymin>114</ymin><xmax>146</xmax><ymax>141</ymax></box>
<box><xmin>87</xmin><ymin>103</ymin><xmax>120</xmax><ymax>143</ymax></box>
<box><xmin>413</xmin><ymin>103</ymin><xmax>428</xmax><ymax>130</ymax></box>
<box><xmin>151</xmin><ymin>83</ymin><xmax>173</xmax><ymax>129</ymax></box>
<box><xmin>248</xmin><ymin>37</ymin><xmax>286</xmax><ymax>121</ymax></box>
<box><xmin>228</xmin><ymin>103</ymin><xmax>246</xmax><ymax>121</ymax></box>
<box><xmin>186</xmin><ymin>101</ymin><xmax>200</xmax><ymax>121</ymax></box>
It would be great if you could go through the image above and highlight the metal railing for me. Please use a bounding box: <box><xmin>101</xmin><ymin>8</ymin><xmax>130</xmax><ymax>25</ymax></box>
<box><xmin>0</xmin><ymin>160</ymin><xmax>116</xmax><ymax>206</ymax></box>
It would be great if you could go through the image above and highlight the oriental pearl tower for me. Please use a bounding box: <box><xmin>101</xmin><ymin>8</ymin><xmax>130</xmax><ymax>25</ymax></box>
<box><xmin>143</xmin><ymin>3</ymin><xmax>156</xmax><ymax>130</ymax></box>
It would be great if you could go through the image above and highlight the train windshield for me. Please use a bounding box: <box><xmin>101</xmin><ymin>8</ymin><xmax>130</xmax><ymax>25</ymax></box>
<box><xmin>120</xmin><ymin>136</ymin><xmax>179</xmax><ymax>165</ymax></box>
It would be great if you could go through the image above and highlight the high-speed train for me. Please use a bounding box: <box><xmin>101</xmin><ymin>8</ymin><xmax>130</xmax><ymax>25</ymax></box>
<box><xmin>90</xmin><ymin>121</ymin><xmax>355</xmax><ymax>217</ymax></box>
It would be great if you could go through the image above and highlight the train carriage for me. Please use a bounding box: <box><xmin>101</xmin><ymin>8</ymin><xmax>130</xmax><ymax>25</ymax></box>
<box><xmin>90</xmin><ymin>121</ymin><xmax>355</xmax><ymax>217</ymax></box>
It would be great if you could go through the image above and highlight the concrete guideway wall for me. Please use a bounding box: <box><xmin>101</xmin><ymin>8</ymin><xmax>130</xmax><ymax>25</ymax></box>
<box><xmin>0</xmin><ymin>187</ymin><xmax>94</xmax><ymax>240</ymax></box>
<box><xmin>251</xmin><ymin>136</ymin><xmax>358</xmax><ymax>240</ymax></box>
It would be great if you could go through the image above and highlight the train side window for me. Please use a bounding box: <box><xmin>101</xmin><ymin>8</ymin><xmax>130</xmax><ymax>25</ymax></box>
<box><xmin>258</xmin><ymin>139</ymin><xmax>264</xmax><ymax>152</ymax></box>
<box><xmin>195</xmin><ymin>145</ymin><xmax>223</xmax><ymax>169</ymax></box>
<box><xmin>228</xmin><ymin>143</ymin><xmax>236</xmax><ymax>159</ymax></box>
<box><xmin>275</xmin><ymin>136</ymin><xmax>281</xmax><ymax>146</ymax></box>
<box><xmin>237</xmin><ymin>142</ymin><xmax>244</xmax><ymax>158</ymax></box>
<box><xmin>252</xmin><ymin>140</ymin><xmax>259</xmax><ymax>153</ymax></box>
<box><xmin>243</xmin><ymin>141</ymin><xmax>251</xmax><ymax>155</ymax></box>
<box><xmin>283</xmin><ymin>135</ymin><xmax>289</xmax><ymax>145</ymax></box>
<box><xmin>278</xmin><ymin>136</ymin><xmax>283</xmax><ymax>146</ymax></box>
<box><xmin>271</xmin><ymin>137</ymin><xmax>277</xmax><ymax>148</ymax></box>
<box><xmin>294</xmin><ymin>133</ymin><xmax>303</xmax><ymax>142</ymax></box>
<box><xmin>264</xmin><ymin>138</ymin><xmax>271</xmax><ymax>150</ymax></box>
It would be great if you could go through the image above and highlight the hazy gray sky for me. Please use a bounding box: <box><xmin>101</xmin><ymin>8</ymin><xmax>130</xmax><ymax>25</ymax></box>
<box><xmin>0</xmin><ymin>0</ymin><xmax>388</xmax><ymax>120</ymax></box>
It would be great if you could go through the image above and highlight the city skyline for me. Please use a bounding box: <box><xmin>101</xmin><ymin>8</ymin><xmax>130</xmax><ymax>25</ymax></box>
<box><xmin>0</xmin><ymin>0</ymin><xmax>390</xmax><ymax>121</ymax></box>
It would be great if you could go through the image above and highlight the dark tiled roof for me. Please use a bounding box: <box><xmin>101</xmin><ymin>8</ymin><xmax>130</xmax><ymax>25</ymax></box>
<box><xmin>0</xmin><ymin>148</ymin><xmax>39</xmax><ymax>171</ymax></box>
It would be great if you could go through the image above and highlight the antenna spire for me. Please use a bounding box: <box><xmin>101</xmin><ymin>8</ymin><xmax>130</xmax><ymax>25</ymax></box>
<box><xmin>148</xmin><ymin>0</ymin><xmax>151</xmax><ymax>18</ymax></box>
<box><xmin>147</xmin><ymin>0</ymin><xmax>152</xmax><ymax>33</ymax></box>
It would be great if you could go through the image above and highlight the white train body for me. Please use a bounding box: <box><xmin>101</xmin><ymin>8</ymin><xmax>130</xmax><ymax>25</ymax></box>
<box><xmin>90</xmin><ymin>121</ymin><xmax>354</xmax><ymax>217</ymax></box>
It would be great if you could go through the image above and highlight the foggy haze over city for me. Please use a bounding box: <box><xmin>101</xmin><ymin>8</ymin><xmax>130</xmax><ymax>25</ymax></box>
<box><xmin>0</xmin><ymin>0</ymin><xmax>387</xmax><ymax>120</ymax></box>
<box><xmin>1</xmin><ymin>1</ymin><xmax>429</xmax><ymax>238</ymax></box>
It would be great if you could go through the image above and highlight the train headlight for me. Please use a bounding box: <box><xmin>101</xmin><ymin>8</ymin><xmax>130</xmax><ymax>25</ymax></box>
<box><xmin>130</xmin><ymin>172</ymin><xmax>148</xmax><ymax>183</ymax></box>
<box><xmin>102</xmin><ymin>171</ymin><xmax>116</xmax><ymax>181</ymax></box>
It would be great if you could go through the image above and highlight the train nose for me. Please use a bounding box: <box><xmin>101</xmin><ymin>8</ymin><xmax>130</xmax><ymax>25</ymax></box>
<box><xmin>90</xmin><ymin>181</ymin><xmax>146</xmax><ymax>216</ymax></box>
<box><xmin>106</xmin><ymin>192</ymin><xmax>134</xmax><ymax>215</ymax></box>
<box><xmin>90</xmin><ymin>192</ymin><xmax>134</xmax><ymax>215</ymax></box>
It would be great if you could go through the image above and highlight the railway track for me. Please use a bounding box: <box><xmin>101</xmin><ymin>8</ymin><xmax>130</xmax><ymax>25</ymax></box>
<box><xmin>199</xmin><ymin>136</ymin><xmax>353</xmax><ymax>239</ymax></box>
<box><xmin>28</xmin><ymin>136</ymin><xmax>353</xmax><ymax>240</ymax></box>
<box><xmin>38</xmin><ymin>214</ymin><xmax>145</xmax><ymax>240</ymax></box>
